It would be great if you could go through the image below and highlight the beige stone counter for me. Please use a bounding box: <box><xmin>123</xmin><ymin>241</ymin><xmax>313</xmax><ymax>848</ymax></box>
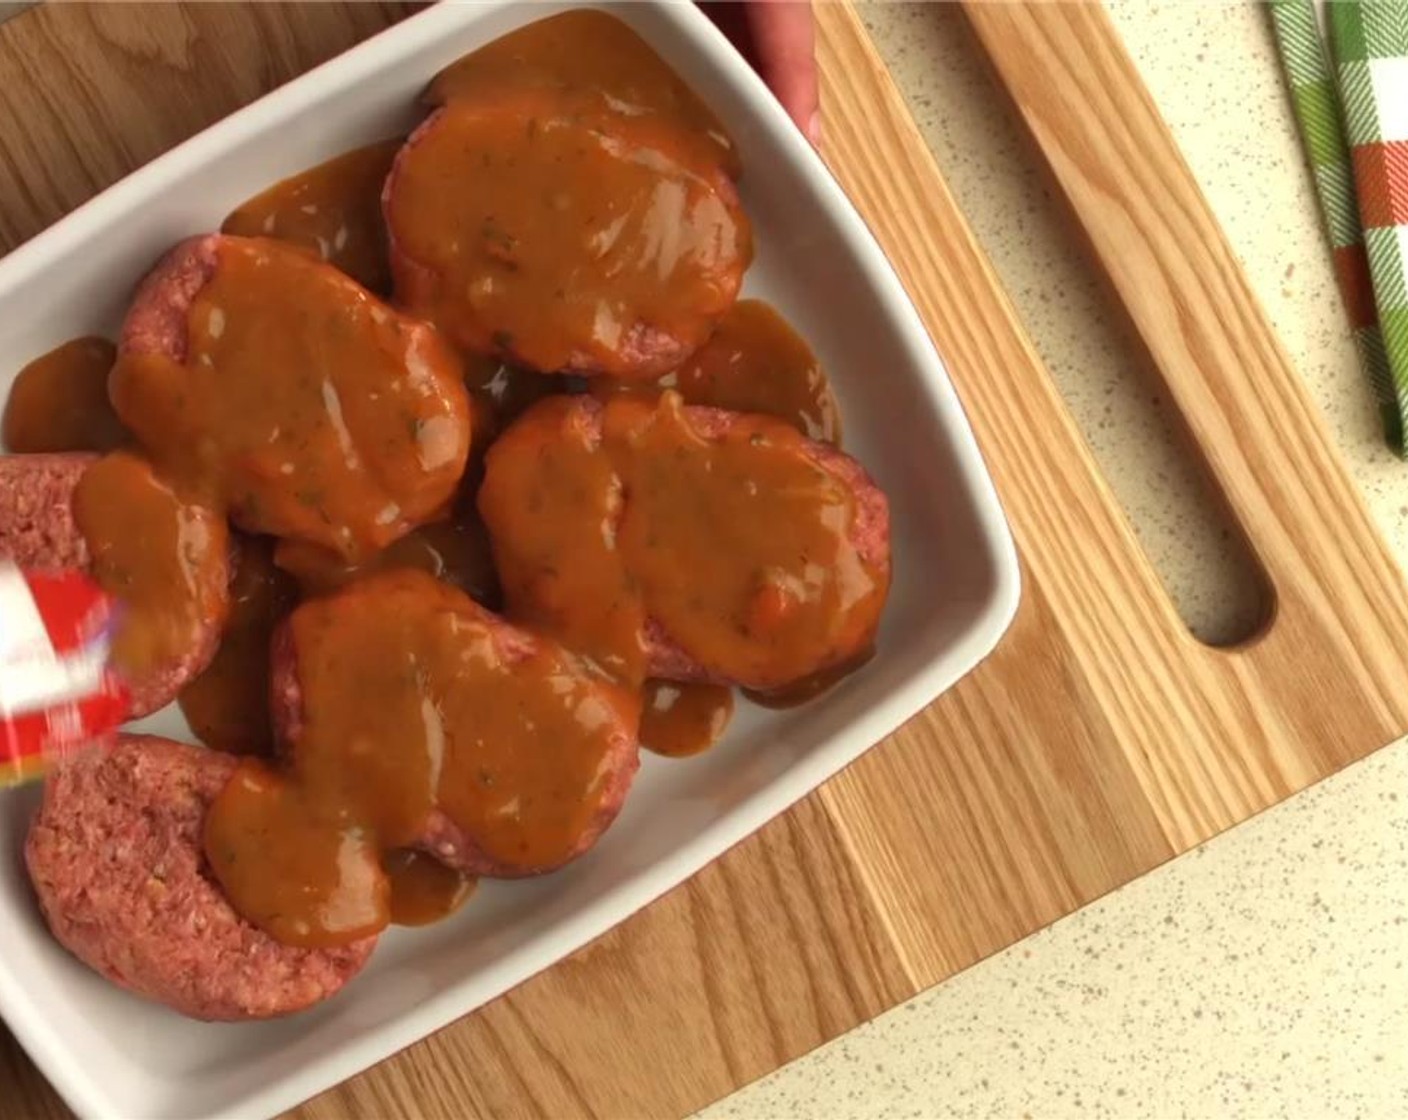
<box><xmin>697</xmin><ymin>2</ymin><xmax>1408</xmax><ymax>1115</ymax></box>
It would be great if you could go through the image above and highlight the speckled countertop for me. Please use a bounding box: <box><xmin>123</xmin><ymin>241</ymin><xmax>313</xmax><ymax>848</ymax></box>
<box><xmin>696</xmin><ymin>2</ymin><xmax>1408</xmax><ymax>1116</ymax></box>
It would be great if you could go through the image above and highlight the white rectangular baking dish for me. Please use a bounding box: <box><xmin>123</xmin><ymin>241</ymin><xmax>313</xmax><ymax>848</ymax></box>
<box><xmin>0</xmin><ymin>2</ymin><xmax>1020</xmax><ymax>1116</ymax></box>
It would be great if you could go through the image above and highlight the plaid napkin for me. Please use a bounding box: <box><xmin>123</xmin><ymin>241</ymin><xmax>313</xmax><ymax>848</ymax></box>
<box><xmin>1271</xmin><ymin>0</ymin><xmax>1408</xmax><ymax>456</ymax></box>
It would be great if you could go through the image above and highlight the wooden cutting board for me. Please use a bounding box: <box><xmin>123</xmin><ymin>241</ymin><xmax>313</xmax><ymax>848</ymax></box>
<box><xmin>3</xmin><ymin>3</ymin><xmax>1407</xmax><ymax>1117</ymax></box>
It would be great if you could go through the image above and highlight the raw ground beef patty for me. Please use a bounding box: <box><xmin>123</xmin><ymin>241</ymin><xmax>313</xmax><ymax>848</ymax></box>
<box><xmin>25</xmin><ymin>735</ymin><xmax>377</xmax><ymax>1020</ymax></box>
<box><xmin>0</xmin><ymin>453</ymin><xmax>228</xmax><ymax>717</ymax></box>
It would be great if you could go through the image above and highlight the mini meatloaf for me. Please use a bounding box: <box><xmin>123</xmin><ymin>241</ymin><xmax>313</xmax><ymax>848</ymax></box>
<box><xmin>384</xmin><ymin>92</ymin><xmax>751</xmax><ymax>378</ymax></box>
<box><xmin>478</xmin><ymin>394</ymin><xmax>892</xmax><ymax>693</ymax></box>
<box><xmin>0</xmin><ymin>453</ymin><xmax>229</xmax><ymax>718</ymax></box>
<box><xmin>25</xmin><ymin>735</ymin><xmax>377</xmax><ymax>1020</ymax></box>
<box><xmin>270</xmin><ymin>569</ymin><xmax>641</xmax><ymax>878</ymax></box>
<box><xmin>111</xmin><ymin>234</ymin><xmax>471</xmax><ymax>560</ymax></box>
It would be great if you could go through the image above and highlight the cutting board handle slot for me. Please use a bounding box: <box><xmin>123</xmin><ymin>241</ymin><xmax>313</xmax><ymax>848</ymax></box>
<box><xmin>916</xmin><ymin>5</ymin><xmax>1275</xmax><ymax>647</ymax></box>
<box><xmin>961</xmin><ymin>0</ymin><xmax>1408</xmax><ymax>666</ymax></box>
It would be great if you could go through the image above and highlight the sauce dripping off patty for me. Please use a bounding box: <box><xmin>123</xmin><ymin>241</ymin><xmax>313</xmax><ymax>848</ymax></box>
<box><xmin>205</xmin><ymin>570</ymin><xmax>640</xmax><ymax>947</ymax></box>
<box><xmin>72</xmin><ymin>451</ymin><xmax>231</xmax><ymax>712</ymax></box>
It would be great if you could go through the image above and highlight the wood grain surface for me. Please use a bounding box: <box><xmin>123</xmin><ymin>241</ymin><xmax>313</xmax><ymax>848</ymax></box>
<box><xmin>1</xmin><ymin>3</ymin><xmax>1406</xmax><ymax>1118</ymax></box>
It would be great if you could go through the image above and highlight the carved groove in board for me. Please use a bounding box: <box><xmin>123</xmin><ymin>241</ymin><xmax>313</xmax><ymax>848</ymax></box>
<box><xmin>865</xmin><ymin>5</ymin><xmax>1271</xmax><ymax>647</ymax></box>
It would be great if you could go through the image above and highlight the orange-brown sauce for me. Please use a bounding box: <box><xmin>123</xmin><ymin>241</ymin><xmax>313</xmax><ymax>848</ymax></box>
<box><xmin>465</xmin><ymin>356</ymin><xmax>574</xmax><ymax>442</ymax></box>
<box><xmin>205</xmin><ymin>570</ymin><xmax>638</xmax><ymax>946</ymax></box>
<box><xmin>480</xmin><ymin>393</ymin><xmax>888</xmax><ymax>691</ymax></box>
<box><xmin>204</xmin><ymin>759</ymin><xmax>388</xmax><ymax>948</ymax></box>
<box><xmin>2</xmin><ymin>337</ymin><xmax>127</xmax><ymax>453</ymax></box>
<box><xmin>426</xmin><ymin>9</ymin><xmax>739</xmax><ymax>177</ymax></box>
<box><xmin>72</xmin><ymin>451</ymin><xmax>230</xmax><ymax>692</ymax></box>
<box><xmin>61</xmin><ymin>13</ymin><xmax>891</xmax><ymax>952</ymax></box>
<box><xmin>386</xmin><ymin>92</ymin><xmax>749</xmax><ymax>376</ymax></box>
<box><xmin>591</xmin><ymin>301</ymin><xmax>840</xmax><ymax>442</ymax></box>
<box><xmin>274</xmin><ymin>515</ymin><xmax>498</xmax><ymax>605</ymax></box>
<box><xmin>221</xmin><ymin>139</ymin><xmax>401</xmax><ymax>294</ymax></box>
<box><xmin>482</xmin><ymin>398</ymin><xmax>643</xmax><ymax>683</ymax></box>
<box><xmin>179</xmin><ymin>536</ymin><xmax>298</xmax><ymax>754</ymax></box>
<box><xmin>110</xmin><ymin>236</ymin><xmax>471</xmax><ymax>559</ymax></box>
<box><xmin>385</xmin><ymin>849</ymin><xmax>477</xmax><ymax>927</ymax></box>
<box><xmin>640</xmin><ymin>681</ymin><xmax>734</xmax><ymax>757</ymax></box>
<box><xmin>743</xmin><ymin>647</ymin><xmax>876</xmax><ymax>709</ymax></box>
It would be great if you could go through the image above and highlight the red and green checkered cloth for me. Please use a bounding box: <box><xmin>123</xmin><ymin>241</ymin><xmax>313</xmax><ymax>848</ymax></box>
<box><xmin>1272</xmin><ymin>0</ymin><xmax>1408</xmax><ymax>456</ymax></box>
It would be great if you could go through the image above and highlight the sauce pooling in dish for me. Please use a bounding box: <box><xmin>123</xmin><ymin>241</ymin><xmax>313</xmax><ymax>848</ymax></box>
<box><xmin>2</xmin><ymin>336</ymin><xmax>127</xmax><ymax>453</ymax></box>
<box><xmin>465</xmin><ymin>356</ymin><xmax>575</xmax><ymax>443</ymax></box>
<box><xmin>479</xmin><ymin>393</ymin><xmax>889</xmax><ymax>690</ymax></box>
<box><xmin>640</xmin><ymin>681</ymin><xmax>734</xmax><ymax>757</ymax></box>
<box><xmin>205</xmin><ymin>570</ymin><xmax>640</xmax><ymax>946</ymax></box>
<box><xmin>591</xmin><ymin>301</ymin><xmax>841</xmax><ymax>443</ymax></box>
<box><xmin>385</xmin><ymin>850</ymin><xmax>477</xmax><ymax>927</ymax></box>
<box><xmin>110</xmin><ymin>236</ymin><xmax>472</xmax><ymax>560</ymax></box>
<box><xmin>274</xmin><ymin>516</ymin><xmax>498</xmax><ymax>605</ymax></box>
<box><xmin>221</xmin><ymin>139</ymin><xmax>401</xmax><ymax>295</ymax></box>
<box><xmin>180</xmin><ymin>536</ymin><xmax>298</xmax><ymax>754</ymax></box>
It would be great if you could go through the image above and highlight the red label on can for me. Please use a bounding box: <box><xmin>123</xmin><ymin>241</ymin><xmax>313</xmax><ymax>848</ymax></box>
<box><xmin>0</xmin><ymin>563</ymin><xmax>129</xmax><ymax>785</ymax></box>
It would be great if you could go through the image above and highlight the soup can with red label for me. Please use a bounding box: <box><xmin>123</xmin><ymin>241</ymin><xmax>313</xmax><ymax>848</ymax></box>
<box><xmin>0</xmin><ymin>562</ymin><xmax>129</xmax><ymax>786</ymax></box>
